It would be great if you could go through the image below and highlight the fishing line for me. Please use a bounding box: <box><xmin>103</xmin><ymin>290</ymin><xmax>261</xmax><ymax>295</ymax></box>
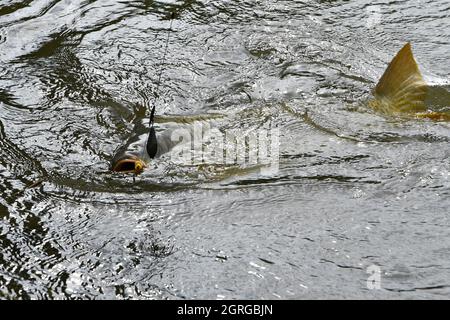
<box><xmin>149</xmin><ymin>12</ymin><xmax>175</xmax><ymax>127</ymax></box>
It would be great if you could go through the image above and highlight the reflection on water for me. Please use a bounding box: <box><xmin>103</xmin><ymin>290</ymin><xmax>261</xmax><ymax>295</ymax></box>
<box><xmin>1</xmin><ymin>0</ymin><xmax>450</xmax><ymax>299</ymax></box>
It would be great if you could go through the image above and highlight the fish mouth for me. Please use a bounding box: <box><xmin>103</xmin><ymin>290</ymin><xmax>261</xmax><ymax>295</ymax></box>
<box><xmin>112</xmin><ymin>157</ymin><xmax>146</xmax><ymax>174</ymax></box>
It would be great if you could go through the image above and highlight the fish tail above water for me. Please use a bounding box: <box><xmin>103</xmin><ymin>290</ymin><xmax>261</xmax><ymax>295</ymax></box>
<box><xmin>370</xmin><ymin>42</ymin><xmax>428</xmax><ymax>114</ymax></box>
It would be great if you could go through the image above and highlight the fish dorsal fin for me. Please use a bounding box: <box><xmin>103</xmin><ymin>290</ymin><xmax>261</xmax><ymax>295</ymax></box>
<box><xmin>374</xmin><ymin>43</ymin><xmax>427</xmax><ymax>113</ymax></box>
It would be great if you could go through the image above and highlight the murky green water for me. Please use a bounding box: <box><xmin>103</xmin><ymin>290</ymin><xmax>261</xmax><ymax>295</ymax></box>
<box><xmin>1</xmin><ymin>0</ymin><xmax>449</xmax><ymax>299</ymax></box>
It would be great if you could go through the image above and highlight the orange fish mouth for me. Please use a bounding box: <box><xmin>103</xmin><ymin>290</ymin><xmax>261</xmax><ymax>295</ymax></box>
<box><xmin>112</xmin><ymin>158</ymin><xmax>146</xmax><ymax>174</ymax></box>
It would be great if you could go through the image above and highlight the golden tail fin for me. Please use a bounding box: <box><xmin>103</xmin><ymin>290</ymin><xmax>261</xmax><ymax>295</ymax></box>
<box><xmin>373</xmin><ymin>43</ymin><xmax>427</xmax><ymax>114</ymax></box>
<box><xmin>415</xmin><ymin>111</ymin><xmax>450</xmax><ymax>121</ymax></box>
